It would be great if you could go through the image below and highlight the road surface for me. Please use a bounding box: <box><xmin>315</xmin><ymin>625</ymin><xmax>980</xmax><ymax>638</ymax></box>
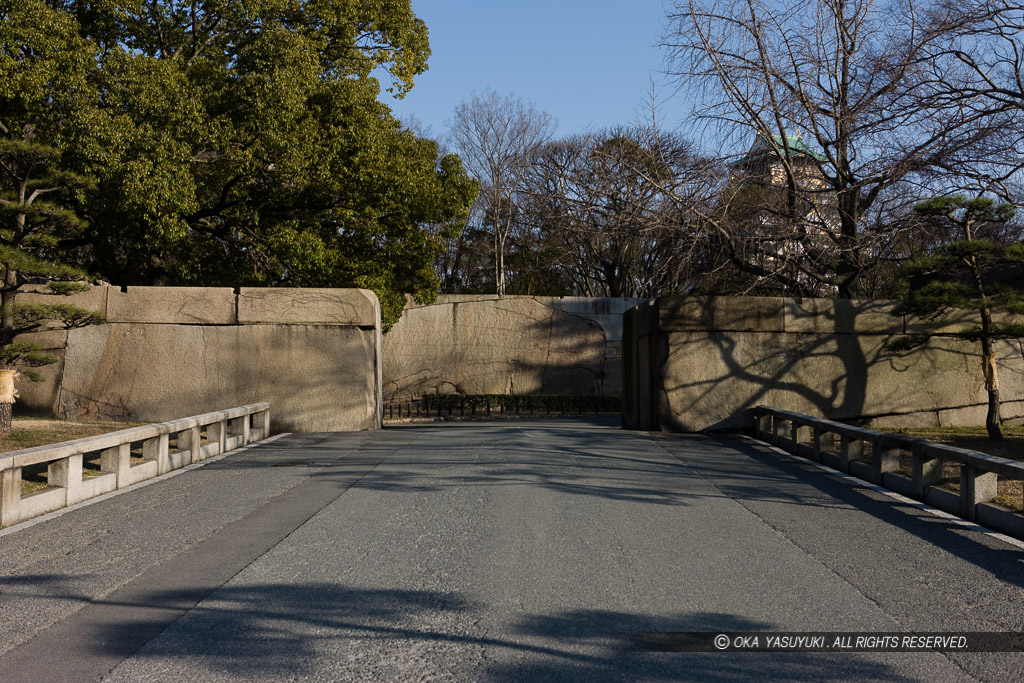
<box><xmin>1</xmin><ymin>419</ymin><xmax>1022</xmax><ymax>681</ymax></box>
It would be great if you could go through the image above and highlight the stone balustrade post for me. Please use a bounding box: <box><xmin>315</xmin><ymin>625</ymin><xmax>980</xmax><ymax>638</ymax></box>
<box><xmin>236</xmin><ymin>415</ymin><xmax>250</xmax><ymax>444</ymax></box>
<box><xmin>811</xmin><ymin>427</ymin><xmax>823</xmax><ymax>461</ymax></box>
<box><xmin>960</xmin><ymin>467</ymin><xmax>998</xmax><ymax>522</ymax></box>
<box><xmin>101</xmin><ymin>443</ymin><xmax>131</xmax><ymax>486</ymax></box>
<box><xmin>756</xmin><ymin>413</ymin><xmax>771</xmax><ymax>440</ymax></box>
<box><xmin>207</xmin><ymin>420</ymin><xmax>226</xmax><ymax>455</ymax></box>
<box><xmin>792</xmin><ymin>423</ymin><xmax>807</xmax><ymax>451</ymax></box>
<box><xmin>178</xmin><ymin>426</ymin><xmax>201</xmax><ymax>463</ymax></box>
<box><xmin>911</xmin><ymin>453</ymin><xmax>943</xmax><ymax>498</ymax></box>
<box><xmin>48</xmin><ymin>454</ymin><xmax>83</xmax><ymax>505</ymax></box>
<box><xmin>840</xmin><ymin>436</ymin><xmax>862</xmax><ymax>474</ymax></box>
<box><xmin>254</xmin><ymin>409</ymin><xmax>271</xmax><ymax>441</ymax></box>
<box><xmin>873</xmin><ymin>445</ymin><xmax>900</xmax><ymax>486</ymax></box>
<box><xmin>1</xmin><ymin>468</ymin><xmax>21</xmax><ymax>527</ymax></box>
<box><xmin>146</xmin><ymin>434</ymin><xmax>171</xmax><ymax>475</ymax></box>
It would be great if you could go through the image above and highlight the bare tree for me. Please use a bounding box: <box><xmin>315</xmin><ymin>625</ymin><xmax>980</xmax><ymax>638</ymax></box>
<box><xmin>446</xmin><ymin>91</ymin><xmax>555</xmax><ymax>296</ymax></box>
<box><xmin>664</xmin><ymin>0</ymin><xmax>1004</xmax><ymax>297</ymax></box>
<box><xmin>918</xmin><ymin>0</ymin><xmax>1024</xmax><ymax>198</ymax></box>
<box><xmin>523</xmin><ymin>127</ymin><xmax>719</xmax><ymax>297</ymax></box>
<box><xmin>432</xmin><ymin>220</ymin><xmax>494</xmax><ymax>293</ymax></box>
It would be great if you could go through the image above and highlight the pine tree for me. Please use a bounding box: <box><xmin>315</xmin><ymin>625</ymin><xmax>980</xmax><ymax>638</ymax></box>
<box><xmin>0</xmin><ymin>124</ymin><xmax>105</xmax><ymax>436</ymax></box>
<box><xmin>892</xmin><ymin>196</ymin><xmax>1024</xmax><ymax>440</ymax></box>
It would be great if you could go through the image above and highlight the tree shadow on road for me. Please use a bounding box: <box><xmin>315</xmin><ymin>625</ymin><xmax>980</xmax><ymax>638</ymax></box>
<box><xmin>84</xmin><ymin>582</ymin><xmax>909</xmax><ymax>682</ymax></box>
<box><xmin>301</xmin><ymin>422</ymin><xmax>710</xmax><ymax>507</ymax></box>
<box><xmin>693</xmin><ymin>435</ymin><xmax>1024</xmax><ymax>591</ymax></box>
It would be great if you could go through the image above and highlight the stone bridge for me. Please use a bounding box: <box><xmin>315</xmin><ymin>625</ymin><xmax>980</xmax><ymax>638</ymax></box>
<box><xmin>1</xmin><ymin>419</ymin><xmax>1021</xmax><ymax>681</ymax></box>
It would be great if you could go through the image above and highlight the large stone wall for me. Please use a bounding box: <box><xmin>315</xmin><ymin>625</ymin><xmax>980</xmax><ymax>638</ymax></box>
<box><xmin>26</xmin><ymin>288</ymin><xmax>1018</xmax><ymax>434</ymax></box>
<box><xmin>15</xmin><ymin>286</ymin><xmax>383</xmax><ymax>432</ymax></box>
<box><xmin>383</xmin><ymin>295</ymin><xmax>645</xmax><ymax>400</ymax></box>
<box><xmin>624</xmin><ymin>296</ymin><xmax>1024</xmax><ymax>432</ymax></box>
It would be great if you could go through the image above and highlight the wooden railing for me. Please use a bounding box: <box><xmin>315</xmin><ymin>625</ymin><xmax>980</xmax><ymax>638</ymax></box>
<box><xmin>0</xmin><ymin>403</ymin><xmax>271</xmax><ymax>528</ymax></box>
<box><xmin>752</xmin><ymin>406</ymin><xmax>1024</xmax><ymax>540</ymax></box>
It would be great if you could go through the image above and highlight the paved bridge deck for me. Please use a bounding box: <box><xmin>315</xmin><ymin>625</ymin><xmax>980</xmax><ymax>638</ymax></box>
<box><xmin>1</xmin><ymin>420</ymin><xmax>1021</xmax><ymax>681</ymax></box>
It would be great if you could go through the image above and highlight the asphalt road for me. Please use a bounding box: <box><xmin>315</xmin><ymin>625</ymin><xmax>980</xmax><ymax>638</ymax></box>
<box><xmin>1</xmin><ymin>419</ymin><xmax>1022</xmax><ymax>681</ymax></box>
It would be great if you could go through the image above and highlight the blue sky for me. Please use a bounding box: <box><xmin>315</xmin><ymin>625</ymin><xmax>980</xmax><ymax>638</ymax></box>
<box><xmin>383</xmin><ymin>1</ymin><xmax>677</xmax><ymax>139</ymax></box>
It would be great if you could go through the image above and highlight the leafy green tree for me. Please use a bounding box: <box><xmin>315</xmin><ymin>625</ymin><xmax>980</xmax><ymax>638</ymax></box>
<box><xmin>0</xmin><ymin>0</ymin><xmax>106</xmax><ymax>434</ymax></box>
<box><xmin>892</xmin><ymin>196</ymin><xmax>1024</xmax><ymax>440</ymax></box>
<box><xmin>7</xmin><ymin>0</ymin><xmax>476</xmax><ymax>329</ymax></box>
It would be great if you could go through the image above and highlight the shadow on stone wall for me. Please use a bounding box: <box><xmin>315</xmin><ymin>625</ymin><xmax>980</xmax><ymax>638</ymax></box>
<box><xmin>383</xmin><ymin>297</ymin><xmax>639</xmax><ymax>400</ymax></box>
<box><xmin>627</xmin><ymin>296</ymin><xmax>1024</xmax><ymax>432</ymax></box>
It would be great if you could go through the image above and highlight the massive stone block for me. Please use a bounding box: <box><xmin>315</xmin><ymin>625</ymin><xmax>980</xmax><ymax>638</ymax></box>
<box><xmin>661</xmin><ymin>331</ymin><xmax>984</xmax><ymax>431</ymax></box>
<box><xmin>107</xmin><ymin>287</ymin><xmax>236</xmax><ymax>325</ymax></box>
<box><xmin>626</xmin><ymin>295</ymin><xmax>1024</xmax><ymax>432</ymax></box>
<box><xmin>658</xmin><ymin>295</ymin><xmax>786</xmax><ymax>333</ymax></box>
<box><xmin>11</xmin><ymin>329</ymin><xmax>69</xmax><ymax>415</ymax></box>
<box><xmin>545</xmin><ymin>296</ymin><xmax>645</xmax><ymax>346</ymax></box>
<box><xmin>237</xmin><ymin>288</ymin><xmax>378</xmax><ymax>326</ymax></box>
<box><xmin>383</xmin><ymin>297</ymin><xmax>610</xmax><ymax>399</ymax></box>
<box><xmin>57</xmin><ymin>323</ymin><xmax>379</xmax><ymax>432</ymax></box>
<box><xmin>17</xmin><ymin>284</ymin><xmax>111</xmax><ymax>318</ymax></box>
<box><xmin>660</xmin><ymin>331</ymin><xmax>787</xmax><ymax>432</ymax></box>
<box><xmin>783</xmin><ymin>298</ymin><xmax>904</xmax><ymax>335</ymax></box>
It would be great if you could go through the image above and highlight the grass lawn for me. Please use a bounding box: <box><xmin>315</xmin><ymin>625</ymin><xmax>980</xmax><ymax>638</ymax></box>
<box><xmin>884</xmin><ymin>425</ymin><xmax>1024</xmax><ymax>512</ymax></box>
<box><xmin>2</xmin><ymin>418</ymin><xmax>148</xmax><ymax>496</ymax></box>
<box><xmin>885</xmin><ymin>425</ymin><xmax>1024</xmax><ymax>460</ymax></box>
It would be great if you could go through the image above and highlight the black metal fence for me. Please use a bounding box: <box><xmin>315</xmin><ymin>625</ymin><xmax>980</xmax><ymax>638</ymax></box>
<box><xmin>384</xmin><ymin>394</ymin><xmax>621</xmax><ymax>421</ymax></box>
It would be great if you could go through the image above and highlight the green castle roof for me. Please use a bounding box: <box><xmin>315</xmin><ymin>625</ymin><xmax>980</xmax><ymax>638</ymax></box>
<box><xmin>730</xmin><ymin>133</ymin><xmax>827</xmax><ymax>166</ymax></box>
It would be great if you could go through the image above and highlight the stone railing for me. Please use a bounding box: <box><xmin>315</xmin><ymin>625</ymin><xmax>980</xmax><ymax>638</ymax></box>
<box><xmin>753</xmin><ymin>406</ymin><xmax>1024</xmax><ymax>541</ymax></box>
<box><xmin>0</xmin><ymin>403</ymin><xmax>270</xmax><ymax>528</ymax></box>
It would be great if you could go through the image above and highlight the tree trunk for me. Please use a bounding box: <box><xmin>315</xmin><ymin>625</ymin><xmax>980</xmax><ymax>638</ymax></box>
<box><xmin>972</xmin><ymin>250</ymin><xmax>1003</xmax><ymax>440</ymax></box>
<box><xmin>494</xmin><ymin>228</ymin><xmax>501</xmax><ymax>296</ymax></box>
<box><xmin>0</xmin><ymin>263</ymin><xmax>19</xmax><ymax>437</ymax></box>
<box><xmin>0</xmin><ymin>369</ymin><xmax>17</xmax><ymax>437</ymax></box>
<box><xmin>1</xmin><ymin>266</ymin><xmax>18</xmax><ymax>349</ymax></box>
<box><xmin>980</xmin><ymin>334</ymin><xmax>1003</xmax><ymax>441</ymax></box>
<box><xmin>495</xmin><ymin>231</ymin><xmax>506</xmax><ymax>297</ymax></box>
<box><xmin>986</xmin><ymin>383</ymin><xmax>1003</xmax><ymax>441</ymax></box>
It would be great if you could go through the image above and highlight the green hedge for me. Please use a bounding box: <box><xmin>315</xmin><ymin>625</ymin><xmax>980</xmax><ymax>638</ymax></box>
<box><xmin>419</xmin><ymin>394</ymin><xmax>621</xmax><ymax>414</ymax></box>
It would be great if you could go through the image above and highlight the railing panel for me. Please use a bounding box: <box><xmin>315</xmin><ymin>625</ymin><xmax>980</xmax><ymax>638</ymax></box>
<box><xmin>0</xmin><ymin>403</ymin><xmax>270</xmax><ymax>529</ymax></box>
<box><xmin>752</xmin><ymin>405</ymin><xmax>1024</xmax><ymax>542</ymax></box>
<box><xmin>18</xmin><ymin>487</ymin><xmax>65</xmax><ymax>523</ymax></box>
<box><xmin>122</xmin><ymin>459</ymin><xmax>159</xmax><ymax>487</ymax></box>
<box><xmin>383</xmin><ymin>395</ymin><xmax>622</xmax><ymax>422</ymax></box>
